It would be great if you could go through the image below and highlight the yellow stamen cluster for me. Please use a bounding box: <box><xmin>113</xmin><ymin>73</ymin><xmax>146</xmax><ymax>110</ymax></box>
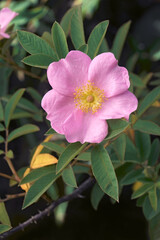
<box><xmin>74</xmin><ymin>81</ymin><xmax>105</xmax><ymax>114</ymax></box>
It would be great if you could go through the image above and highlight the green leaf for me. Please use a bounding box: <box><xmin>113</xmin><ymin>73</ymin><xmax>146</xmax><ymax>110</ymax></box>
<box><xmin>87</xmin><ymin>20</ymin><xmax>109</xmax><ymax>59</ymax></box>
<box><xmin>129</xmin><ymin>73</ymin><xmax>145</xmax><ymax>88</ymax></box>
<box><xmin>111</xmin><ymin>20</ymin><xmax>131</xmax><ymax>60</ymax></box>
<box><xmin>16</xmin><ymin>97</ymin><xmax>40</xmax><ymax>113</ymax></box>
<box><xmin>73</xmin><ymin>165</ymin><xmax>90</xmax><ymax>174</ymax></box>
<box><xmin>41</xmin><ymin>32</ymin><xmax>53</xmax><ymax>48</ymax></box>
<box><xmin>0</xmin><ymin>202</ymin><xmax>11</xmax><ymax>226</ymax></box>
<box><xmin>56</xmin><ymin>142</ymin><xmax>87</xmax><ymax>174</ymax></box>
<box><xmin>51</xmin><ymin>21</ymin><xmax>69</xmax><ymax>59</ymax></box>
<box><xmin>62</xmin><ymin>165</ymin><xmax>77</xmax><ymax>188</ymax></box>
<box><xmin>112</xmin><ymin>134</ymin><xmax>126</xmax><ymax>163</ymax></box>
<box><xmin>137</xmin><ymin>86</ymin><xmax>160</xmax><ymax>118</ymax></box>
<box><xmin>76</xmin><ymin>152</ymin><xmax>91</xmax><ymax>161</ymax></box>
<box><xmin>0</xmin><ymin>101</ymin><xmax>4</xmax><ymax>121</ymax></box>
<box><xmin>143</xmin><ymin>191</ymin><xmax>160</xmax><ymax>220</ymax></box>
<box><xmin>126</xmin><ymin>53</ymin><xmax>139</xmax><ymax>72</ymax></box>
<box><xmin>11</xmin><ymin>110</ymin><xmax>33</xmax><ymax>120</ymax></box>
<box><xmin>60</xmin><ymin>7</ymin><xmax>74</xmax><ymax>36</ymax></box>
<box><xmin>26</xmin><ymin>87</ymin><xmax>42</xmax><ymax>102</ymax></box>
<box><xmin>42</xmin><ymin>142</ymin><xmax>65</xmax><ymax>155</ymax></box>
<box><xmin>132</xmin><ymin>182</ymin><xmax>153</xmax><ymax>199</ymax></box>
<box><xmin>105</xmin><ymin>119</ymin><xmax>129</xmax><ymax>141</ymax></box>
<box><xmin>4</xmin><ymin>88</ymin><xmax>25</xmax><ymax>128</ymax></box>
<box><xmin>10</xmin><ymin>167</ymin><xmax>27</xmax><ymax>187</ymax></box>
<box><xmin>17</xmin><ymin>30</ymin><xmax>58</xmax><ymax>59</ymax></box>
<box><xmin>6</xmin><ymin>150</ymin><xmax>14</xmax><ymax>159</ymax></box>
<box><xmin>70</xmin><ymin>6</ymin><xmax>85</xmax><ymax>49</ymax></box>
<box><xmin>149</xmin><ymin>213</ymin><xmax>160</xmax><ymax>240</ymax></box>
<box><xmin>78</xmin><ymin>44</ymin><xmax>88</xmax><ymax>53</ymax></box>
<box><xmin>8</xmin><ymin>124</ymin><xmax>39</xmax><ymax>142</ymax></box>
<box><xmin>0</xmin><ymin>123</ymin><xmax>5</xmax><ymax>131</ymax></box>
<box><xmin>135</xmin><ymin>131</ymin><xmax>151</xmax><ymax>162</ymax></box>
<box><xmin>22</xmin><ymin>54</ymin><xmax>54</xmax><ymax>69</ymax></box>
<box><xmin>20</xmin><ymin>165</ymin><xmax>56</xmax><ymax>184</ymax></box>
<box><xmin>136</xmin><ymin>195</ymin><xmax>146</xmax><ymax>207</ymax></box>
<box><xmin>0</xmin><ymin>150</ymin><xmax>4</xmax><ymax>155</ymax></box>
<box><xmin>148</xmin><ymin>139</ymin><xmax>160</xmax><ymax>166</ymax></box>
<box><xmin>44</xmin><ymin>128</ymin><xmax>56</xmax><ymax>135</ymax></box>
<box><xmin>120</xmin><ymin>168</ymin><xmax>144</xmax><ymax>186</ymax></box>
<box><xmin>91</xmin><ymin>144</ymin><xmax>119</xmax><ymax>201</ymax></box>
<box><xmin>0</xmin><ymin>136</ymin><xmax>4</xmax><ymax>143</ymax></box>
<box><xmin>91</xmin><ymin>183</ymin><xmax>105</xmax><ymax>210</ymax></box>
<box><xmin>47</xmin><ymin>183</ymin><xmax>59</xmax><ymax>201</ymax></box>
<box><xmin>149</xmin><ymin>79</ymin><xmax>160</xmax><ymax>86</ymax></box>
<box><xmin>23</xmin><ymin>171</ymin><xmax>61</xmax><ymax>209</ymax></box>
<box><xmin>133</xmin><ymin>120</ymin><xmax>160</xmax><ymax>136</ymax></box>
<box><xmin>125</xmin><ymin>136</ymin><xmax>140</xmax><ymax>162</ymax></box>
<box><xmin>149</xmin><ymin>186</ymin><xmax>157</xmax><ymax>211</ymax></box>
<box><xmin>98</xmin><ymin>38</ymin><xmax>110</xmax><ymax>54</ymax></box>
<box><xmin>0</xmin><ymin>224</ymin><xmax>12</xmax><ymax>234</ymax></box>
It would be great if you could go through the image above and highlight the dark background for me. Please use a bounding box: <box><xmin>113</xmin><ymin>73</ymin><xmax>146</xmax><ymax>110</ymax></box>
<box><xmin>1</xmin><ymin>0</ymin><xmax>160</xmax><ymax>239</ymax></box>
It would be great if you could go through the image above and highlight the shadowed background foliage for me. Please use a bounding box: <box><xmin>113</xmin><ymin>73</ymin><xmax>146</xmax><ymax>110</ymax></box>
<box><xmin>1</xmin><ymin>0</ymin><xmax>160</xmax><ymax>239</ymax></box>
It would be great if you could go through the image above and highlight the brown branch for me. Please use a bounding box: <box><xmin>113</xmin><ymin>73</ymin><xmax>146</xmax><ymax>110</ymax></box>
<box><xmin>4</xmin><ymin>0</ymin><xmax>12</xmax><ymax>7</ymax></box>
<box><xmin>0</xmin><ymin>177</ymin><xmax>95</xmax><ymax>239</ymax></box>
<box><xmin>4</xmin><ymin>129</ymin><xmax>21</xmax><ymax>183</ymax></box>
<box><xmin>83</xmin><ymin>143</ymin><xmax>93</xmax><ymax>152</ymax></box>
<box><xmin>0</xmin><ymin>55</ymin><xmax>41</xmax><ymax>80</ymax></box>
<box><xmin>0</xmin><ymin>193</ymin><xmax>25</xmax><ymax>203</ymax></box>
<box><xmin>75</xmin><ymin>162</ymin><xmax>91</xmax><ymax>168</ymax></box>
<box><xmin>0</xmin><ymin>172</ymin><xmax>16</xmax><ymax>181</ymax></box>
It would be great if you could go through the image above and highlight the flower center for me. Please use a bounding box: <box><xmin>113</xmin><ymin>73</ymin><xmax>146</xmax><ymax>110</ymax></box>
<box><xmin>74</xmin><ymin>81</ymin><xmax>105</xmax><ymax>114</ymax></box>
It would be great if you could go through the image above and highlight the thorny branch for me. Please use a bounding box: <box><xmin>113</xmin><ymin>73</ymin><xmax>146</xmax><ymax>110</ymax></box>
<box><xmin>0</xmin><ymin>177</ymin><xmax>95</xmax><ymax>239</ymax></box>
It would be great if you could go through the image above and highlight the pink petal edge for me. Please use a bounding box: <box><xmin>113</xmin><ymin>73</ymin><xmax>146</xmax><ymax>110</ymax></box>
<box><xmin>47</xmin><ymin>50</ymin><xmax>91</xmax><ymax>97</ymax></box>
<box><xmin>41</xmin><ymin>89</ymin><xmax>74</xmax><ymax>134</ymax></box>
<box><xmin>98</xmin><ymin>90</ymin><xmax>138</xmax><ymax>120</ymax></box>
<box><xmin>88</xmin><ymin>52</ymin><xmax>130</xmax><ymax>98</ymax></box>
<box><xmin>63</xmin><ymin>110</ymin><xmax>108</xmax><ymax>144</ymax></box>
<box><xmin>0</xmin><ymin>8</ymin><xmax>18</xmax><ymax>31</ymax></box>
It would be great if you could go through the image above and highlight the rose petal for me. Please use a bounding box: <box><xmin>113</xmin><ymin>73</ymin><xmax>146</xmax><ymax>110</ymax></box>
<box><xmin>99</xmin><ymin>91</ymin><xmax>138</xmax><ymax>120</ymax></box>
<box><xmin>88</xmin><ymin>52</ymin><xmax>130</xmax><ymax>98</ymax></box>
<box><xmin>47</xmin><ymin>50</ymin><xmax>91</xmax><ymax>97</ymax></box>
<box><xmin>63</xmin><ymin>110</ymin><xmax>108</xmax><ymax>143</ymax></box>
<box><xmin>0</xmin><ymin>8</ymin><xmax>18</xmax><ymax>31</ymax></box>
<box><xmin>41</xmin><ymin>89</ymin><xmax>74</xmax><ymax>134</ymax></box>
<box><xmin>0</xmin><ymin>32</ymin><xmax>10</xmax><ymax>39</ymax></box>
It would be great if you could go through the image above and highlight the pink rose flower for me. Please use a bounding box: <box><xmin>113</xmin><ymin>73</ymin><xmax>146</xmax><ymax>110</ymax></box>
<box><xmin>41</xmin><ymin>51</ymin><xmax>138</xmax><ymax>144</ymax></box>
<box><xmin>0</xmin><ymin>8</ymin><xmax>18</xmax><ymax>40</ymax></box>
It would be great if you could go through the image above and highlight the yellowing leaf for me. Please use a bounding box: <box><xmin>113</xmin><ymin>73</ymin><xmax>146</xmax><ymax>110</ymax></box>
<box><xmin>30</xmin><ymin>135</ymin><xmax>53</xmax><ymax>166</ymax></box>
<box><xmin>21</xmin><ymin>168</ymin><xmax>31</xmax><ymax>192</ymax></box>
<box><xmin>20</xmin><ymin>134</ymin><xmax>57</xmax><ymax>192</ymax></box>
<box><xmin>31</xmin><ymin>153</ymin><xmax>58</xmax><ymax>169</ymax></box>
<box><xmin>152</xmin><ymin>100</ymin><xmax>160</xmax><ymax>107</ymax></box>
<box><xmin>132</xmin><ymin>181</ymin><xmax>143</xmax><ymax>192</ymax></box>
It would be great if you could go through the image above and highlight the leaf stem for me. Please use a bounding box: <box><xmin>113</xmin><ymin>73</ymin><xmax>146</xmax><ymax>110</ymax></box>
<box><xmin>0</xmin><ymin>172</ymin><xmax>16</xmax><ymax>181</ymax></box>
<box><xmin>0</xmin><ymin>193</ymin><xmax>25</xmax><ymax>203</ymax></box>
<box><xmin>4</xmin><ymin>129</ymin><xmax>21</xmax><ymax>183</ymax></box>
<box><xmin>0</xmin><ymin>54</ymin><xmax>41</xmax><ymax>80</ymax></box>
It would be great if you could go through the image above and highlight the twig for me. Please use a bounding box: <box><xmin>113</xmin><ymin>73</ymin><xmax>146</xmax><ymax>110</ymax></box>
<box><xmin>0</xmin><ymin>55</ymin><xmax>41</xmax><ymax>80</ymax></box>
<box><xmin>4</xmin><ymin>129</ymin><xmax>21</xmax><ymax>183</ymax></box>
<box><xmin>4</xmin><ymin>0</ymin><xmax>12</xmax><ymax>7</ymax></box>
<box><xmin>0</xmin><ymin>172</ymin><xmax>16</xmax><ymax>181</ymax></box>
<box><xmin>83</xmin><ymin>143</ymin><xmax>93</xmax><ymax>152</ymax></box>
<box><xmin>75</xmin><ymin>162</ymin><xmax>91</xmax><ymax>168</ymax></box>
<box><xmin>0</xmin><ymin>177</ymin><xmax>95</xmax><ymax>239</ymax></box>
<box><xmin>0</xmin><ymin>193</ymin><xmax>25</xmax><ymax>202</ymax></box>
